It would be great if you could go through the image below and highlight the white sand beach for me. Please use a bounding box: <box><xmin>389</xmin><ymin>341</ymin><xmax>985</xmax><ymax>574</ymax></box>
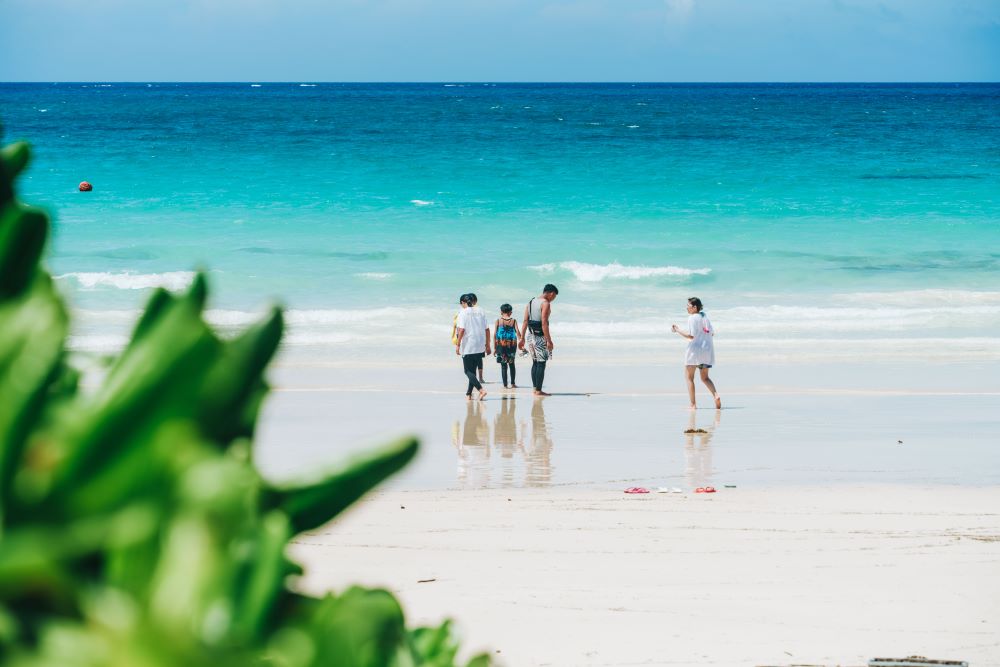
<box><xmin>256</xmin><ymin>355</ymin><xmax>1000</xmax><ymax>666</ymax></box>
<box><xmin>292</xmin><ymin>486</ymin><xmax>1000</xmax><ymax>666</ymax></box>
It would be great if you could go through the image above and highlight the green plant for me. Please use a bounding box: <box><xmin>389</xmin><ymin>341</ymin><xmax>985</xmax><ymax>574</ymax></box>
<box><xmin>0</xmin><ymin>136</ymin><xmax>488</xmax><ymax>667</ymax></box>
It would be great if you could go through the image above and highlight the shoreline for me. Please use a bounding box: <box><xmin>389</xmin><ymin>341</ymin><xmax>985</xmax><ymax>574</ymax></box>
<box><xmin>255</xmin><ymin>374</ymin><xmax>1000</xmax><ymax>490</ymax></box>
<box><xmin>292</xmin><ymin>486</ymin><xmax>1000</xmax><ymax>666</ymax></box>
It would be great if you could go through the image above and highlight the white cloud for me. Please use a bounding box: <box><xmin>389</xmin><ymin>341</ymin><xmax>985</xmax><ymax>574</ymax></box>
<box><xmin>664</xmin><ymin>0</ymin><xmax>695</xmax><ymax>23</ymax></box>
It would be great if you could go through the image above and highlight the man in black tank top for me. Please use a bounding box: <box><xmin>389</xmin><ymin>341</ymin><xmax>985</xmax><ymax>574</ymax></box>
<box><xmin>519</xmin><ymin>284</ymin><xmax>559</xmax><ymax>396</ymax></box>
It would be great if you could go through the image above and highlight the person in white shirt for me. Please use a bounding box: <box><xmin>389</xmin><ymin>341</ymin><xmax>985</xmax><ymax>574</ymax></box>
<box><xmin>671</xmin><ymin>296</ymin><xmax>721</xmax><ymax>410</ymax></box>
<box><xmin>455</xmin><ymin>293</ymin><xmax>491</xmax><ymax>400</ymax></box>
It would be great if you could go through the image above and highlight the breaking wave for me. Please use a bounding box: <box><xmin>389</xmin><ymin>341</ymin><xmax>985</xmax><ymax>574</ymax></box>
<box><xmin>57</xmin><ymin>271</ymin><xmax>196</xmax><ymax>291</ymax></box>
<box><xmin>530</xmin><ymin>261</ymin><xmax>711</xmax><ymax>282</ymax></box>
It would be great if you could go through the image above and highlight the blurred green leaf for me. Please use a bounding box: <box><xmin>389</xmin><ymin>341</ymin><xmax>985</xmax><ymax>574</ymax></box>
<box><xmin>198</xmin><ymin>306</ymin><xmax>283</xmax><ymax>445</ymax></box>
<box><xmin>0</xmin><ymin>205</ymin><xmax>48</xmax><ymax>300</ymax></box>
<box><xmin>0</xmin><ymin>141</ymin><xmax>31</xmax><ymax>206</ymax></box>
<box><xmin>408</xmin><ymin>622</ymin><xmax>460</xmax><ymax>666</ymax></box>
<box><xmin>0</xmin><ymin>276</ymin><xmax>67</xmax><ymax>522</ymax></box>
<box><xmin>262</xmin><ymin>436</ymin><xmax>418</xmax><ymax>535</ymax></box>
<box><xmin>305</xmin><ymin>588</ymin><xmax>406</xmax><ymax>667</ymax></box>
<box><xmin>45</xmin><ymin>301</ymin><xmax>219</xmax><ymax>517</ymax></box>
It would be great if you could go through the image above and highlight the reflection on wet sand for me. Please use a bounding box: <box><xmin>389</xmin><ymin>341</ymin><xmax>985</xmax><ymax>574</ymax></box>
<box><xmin>451</xmin><ymin>397</ymin><xmax>555</xmax><ymax>488</ymax></box>
<box><xmin>452</xmin><ymin>401</ymin><xmax>490</xmax><ymax>487</ymax></box>
<box><xmin>683</xmin><ymin>409</ymin><xmax>720</xmax><ymax>490</ymax></box>
<box><xmin>526</xmin><ymin>399</ymin><xmax>554</xmax><ymax>486</ymax></box>
<box><xmin>493</xmin><ymin>397</ymin><xmax>524</xmax><ymax>486</ymax></box>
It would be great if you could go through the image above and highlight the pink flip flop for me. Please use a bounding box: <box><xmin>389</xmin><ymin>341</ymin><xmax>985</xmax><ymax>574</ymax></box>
<box><xmin>624</xmin><ymin>487</ymin><xmax>650</xmax><ymax>494</ymax></box>
<box><xmin>695</xmin><ymin>486</ymin><xmax>717</xmax><ymax>494</ymax></box>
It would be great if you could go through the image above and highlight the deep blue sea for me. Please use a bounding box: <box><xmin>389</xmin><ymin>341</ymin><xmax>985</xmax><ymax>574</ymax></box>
<box><xmin>2</xmin><ymin>83</ymin><xmax>998</xmax><ymax>363</ymax></box>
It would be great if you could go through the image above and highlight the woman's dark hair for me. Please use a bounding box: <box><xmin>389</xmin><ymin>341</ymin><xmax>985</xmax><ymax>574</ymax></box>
<box><xmin>543</xmin><ymin>283</ymin><xmax>559</xmax><ymax>295</ymax></box>
<box><xmin>467</xmin><ymin>292</ymin><xmax>478</xmax><ymax>304</ymax></box>
<box><xmin>459</xmin><ymin>293</ymin><xmax>471</xmax><ymax>305</ymax></box>
<box><xmin>688</xmin><ymin>297</ymin><xmax>704</xmax><ymax>312</ymax></box>
<box><xmin>500</xmin><ymin>303</ymin><xmax>513</xmax><ymax>314</ymax></box>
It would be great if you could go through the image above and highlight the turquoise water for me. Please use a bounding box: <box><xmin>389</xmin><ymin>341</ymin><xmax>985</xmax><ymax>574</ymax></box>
<box><xmin>2</xmin><ymin>83</ymin><xmax>999</xmax><ymax>361</ymax></box>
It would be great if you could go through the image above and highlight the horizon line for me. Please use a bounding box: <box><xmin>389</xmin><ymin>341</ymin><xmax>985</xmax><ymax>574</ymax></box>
<box><xmin>3</xmin><ymin>80</ymin><xmax>999</xmax><ymax>85</ymax></box>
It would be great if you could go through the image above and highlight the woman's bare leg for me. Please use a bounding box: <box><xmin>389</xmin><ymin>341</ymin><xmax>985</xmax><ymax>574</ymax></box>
<box><xmin>685</xmin><ymin>366</ymin><xmax>697</xmax><ymax>408</ymax></box>
<box><xmin>699</xmin><ymin>368</ymin><xmax>721</xmax><ymax>409</ymax></box>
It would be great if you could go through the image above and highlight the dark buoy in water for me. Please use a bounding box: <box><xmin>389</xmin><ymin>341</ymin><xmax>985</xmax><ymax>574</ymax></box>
<box><xmin>79</xmin><ymin>181</ymin><xmax>93</xmax><ymax>192</ymax></box>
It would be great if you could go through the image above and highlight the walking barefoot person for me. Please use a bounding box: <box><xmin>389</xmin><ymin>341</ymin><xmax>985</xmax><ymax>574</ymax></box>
<box><xmin>469</xmin><ymin>293</ymin><xmax>487</xmax><ymax>383</ymax></box>
<box><xmin>494</xmin><ymin>303</ymin><xmax>521</xmax><ymax>389</ymax></box>
<box><xmin>671</xmin><ymin>296</ymin><xmax>721</xmax><ymax>410</ymax></box>
<box><xmin>456</xmin><ymin>293</ymin><xmax>491</xmax><ymax>400</ymax></box>
<box><xmin>519</xmin><ymin>284</ymin><xmax>558</xmax><ymax>396</ymax></box>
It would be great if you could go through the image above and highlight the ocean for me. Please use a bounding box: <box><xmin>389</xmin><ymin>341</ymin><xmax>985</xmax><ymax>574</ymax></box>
<box><xmin>2</xmin><ymin>82</ymin><xmax>998</xmax><ymax>365</ymax></box>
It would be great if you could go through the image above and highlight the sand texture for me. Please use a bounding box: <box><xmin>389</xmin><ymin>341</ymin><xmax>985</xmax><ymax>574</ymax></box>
<box><xmin>292</xmin><ymin>487</ymin><xmax>1000</xmax><ymax>666</ymax></box>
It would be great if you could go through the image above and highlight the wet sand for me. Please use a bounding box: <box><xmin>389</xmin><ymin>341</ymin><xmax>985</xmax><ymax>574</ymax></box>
<box><xmin>256</xmin><ymin>360</ymin><xmax>1000</xmax><ymax>490</ymax></box>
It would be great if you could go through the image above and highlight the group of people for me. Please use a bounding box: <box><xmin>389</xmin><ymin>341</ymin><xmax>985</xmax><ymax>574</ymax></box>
<box><xmin>454</xmin><ymin>287</ymin><xmax>722</xmax><ymax>410</ymax></box>
<box><xmin>453</xmin><ymin>284</ymin><xmax>559</xmax><ymax>399</ymax></box>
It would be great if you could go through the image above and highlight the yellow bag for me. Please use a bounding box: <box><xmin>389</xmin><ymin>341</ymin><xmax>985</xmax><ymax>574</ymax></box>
<box><xmin>451</xmin><ymin>314</ymin><xmax>459</xmax><ymax>346</ymax></box>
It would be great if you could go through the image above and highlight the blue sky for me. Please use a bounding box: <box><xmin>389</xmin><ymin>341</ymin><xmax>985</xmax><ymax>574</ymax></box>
<box><xmin>2</xmin><ymin>0</ymin><xmax>998</xmax><ymax>81</ymax></box>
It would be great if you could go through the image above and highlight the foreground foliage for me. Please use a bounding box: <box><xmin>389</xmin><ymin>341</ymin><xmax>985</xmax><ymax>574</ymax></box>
<box><xmin>0</xmin><ymin>136</ymin><xmax>487</xmax><ymax>667</ymax></box>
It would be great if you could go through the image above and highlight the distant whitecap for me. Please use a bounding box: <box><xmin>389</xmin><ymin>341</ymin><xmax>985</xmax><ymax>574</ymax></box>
<box><xmin>56</xmin><ymin>271</ymin><xmax>196</xmax><ymax>291</ymax></box>
<box><xmin>410</xmin><ymin>199</ymin><xmax>434</xmax><ymax>206</ymax></box>
<box><xmin>529</xmin><ymin>261</ymin><xmax>710</xmax><ymax>282</ymax></box>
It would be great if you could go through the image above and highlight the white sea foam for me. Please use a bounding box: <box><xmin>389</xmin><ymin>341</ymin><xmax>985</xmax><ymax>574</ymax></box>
<box><xmin>714</xmin><ymin>304</ymin><xmax>1000</xmax><ymax>333</ymax></box>
<box><xmin>355</xmin><ymin>272</ymin><xmax>394</xmax><ymax>280</ymax></box>
<box><xmin>64</xmin><ymin>297</ymin><xmax>1000</xmax><ymax>363</ymax></box>
<box><xmin>554</xmin><ymin>306</ymin><xmax>1000</xmax><ymax>339</ymax></box>
<box><xmin>832</xmin><ymin>289</ymin><xmax>1000</xmax><ymax>307</ymax></box>
<box><xmin>285</xmin><ymin>307</ymin><xmax>407</xmax><ymax>325</ymax></box>
<box><xmin>201</xmin><ymin>307</ymin><xmax>408</xmax><ymax>327</ymax></box>
<box><xmin>66</xmin><ymin>334</ymin><xmax>130</xmax><ymax>352</ymax></box>
<box><xmin>299</xmin><ymin>84</ymin><xmax>316</xmax><ymax>87</ymax></box>
<box><xmin>250</xmin><ymin>84</ymin><xmax>262</xmax><ymax>87</ymax></box>
<box><xmin>57</xmin><ymin>271</ymin><xmax>196</xmax><ymax>291</ymax></box>
<box><xmin>76</xmin><ymin>309</ymin><xmax>143</xmax><ymax>324</ymax></box>
<box><xmin>283</xmin><ymin>332</ymin><xmax>354</xmax><ymax>345</ymax></box>
<box><xmin>530</xmin><ymin>261</ymin><xmax>711</xmax><ymax>282</ymax></box>
<box><xmin>410</xmin><ymin>199</ymin><xmax>434</xmax><ymax>206</ymax></box>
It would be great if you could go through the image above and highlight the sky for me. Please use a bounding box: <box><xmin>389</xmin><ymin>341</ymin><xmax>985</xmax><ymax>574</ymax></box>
<box><xmin>2</xmin><ymin>0</ymin><xmax>998</xmax><ymax>81</ymax></box>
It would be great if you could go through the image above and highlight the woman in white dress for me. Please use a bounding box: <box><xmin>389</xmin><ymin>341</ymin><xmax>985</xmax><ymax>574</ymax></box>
<box><xmin>671</xmin><ymin>297</ymin><xmax>721</xmax><ymax>410</ymax></box>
